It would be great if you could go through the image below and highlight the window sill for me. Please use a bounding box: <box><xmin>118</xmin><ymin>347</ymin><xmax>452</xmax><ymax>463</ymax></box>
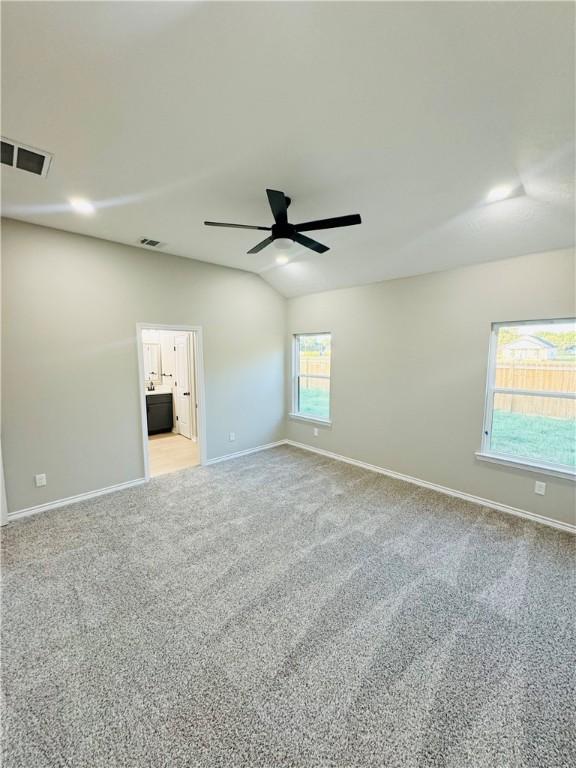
<box><xmin>475</xmin><ymin>452</ymin><xmax>576</xmax><ymax>481</ymax></box>
<box><xmin>289</xmin><ymin>413</ymin><xmax>332</xmax><ymax>427</ymax></box>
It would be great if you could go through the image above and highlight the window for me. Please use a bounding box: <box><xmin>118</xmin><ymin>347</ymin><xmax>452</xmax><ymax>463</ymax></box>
<box><xmin>292</xmin><ymin>333</ymin><xmax>331</xmax><ymax>422</ymax></box>
<box><xmin>479</xmin><ymin>319</ymin><xmax>576</xmax><ymax>477</ymax></box>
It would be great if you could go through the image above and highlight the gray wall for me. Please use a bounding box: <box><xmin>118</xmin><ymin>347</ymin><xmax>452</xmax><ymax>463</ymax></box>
<box><xmin>2</xmin><ymin>219</ymin><xmax>285</xmax><ymax>512</ymax></box>
<box><xmin>3</xmin><ymin>218</ymin><xmax>574</xmax><ymax>527</ymax></box>
<box><xmin>286</xmin><ymin>250</ymin><xmax>576</xmax><ymax>527</ymax></box>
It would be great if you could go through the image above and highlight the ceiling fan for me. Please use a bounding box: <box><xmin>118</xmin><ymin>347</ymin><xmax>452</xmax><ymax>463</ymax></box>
<box><xmin>204</xmin><ymin>189</ymin><xmax>362</xmax><ymax>254</ymax></box>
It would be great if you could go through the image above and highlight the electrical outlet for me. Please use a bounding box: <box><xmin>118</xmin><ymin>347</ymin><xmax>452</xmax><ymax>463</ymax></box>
<box><xmin>313</xmin><ymin>427</ymin><xmax>319</xmax><ymax>437</ymax></box>
<box><xmin>35</xmin><ymin>473</ymin><xmax>47</xmax><ymax>488</ymax></box>
<box><xmin>229</xmin><ymin>432</ymin><xmax>235</xmax><ymax>442</ymax></box>
<box><xmin>534</xmin><ymin>481</ymin><xmax>546</xmax><ymax>496</ymax></box>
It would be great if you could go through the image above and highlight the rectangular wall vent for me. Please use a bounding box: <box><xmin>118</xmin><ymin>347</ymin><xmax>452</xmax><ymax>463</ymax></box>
<box><xmin>1</xmin><ymin>137</ymin><xmax>53</xmax><ymax>178</ymax></box>
<box><xmin>138</xmin><ymin>238</ymin><xmax>165</xmax><ymax>248</ymax></box>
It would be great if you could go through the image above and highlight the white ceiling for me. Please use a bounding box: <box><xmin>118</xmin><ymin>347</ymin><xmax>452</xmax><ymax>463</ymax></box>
<box><xmin>2</xmin><ymin>1</ymin><xmax>574</xmax><ymax>297</ymax></box>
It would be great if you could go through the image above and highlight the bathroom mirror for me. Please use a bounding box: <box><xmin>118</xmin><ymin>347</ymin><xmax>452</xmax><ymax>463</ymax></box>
<box><xmin>143</xmin><ymin>343</ymin><xmax>162</xmax><ymax>384</ymax></box>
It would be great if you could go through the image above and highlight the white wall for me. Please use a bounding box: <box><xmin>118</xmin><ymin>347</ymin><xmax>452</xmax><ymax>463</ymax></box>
<box><xmin>1</xmin><ymin>219</ymin><xmax>285</xmax><ymax>513</ymax></box>
<box><xmin>286</xmin><ymin>249</ymin><xmax>576</xmax><ymax>527</ymax></box>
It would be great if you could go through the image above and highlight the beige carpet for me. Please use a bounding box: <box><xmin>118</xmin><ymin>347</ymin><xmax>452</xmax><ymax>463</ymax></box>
<box><xmin>1</xmin><ymin>445</ymin><xmax>575</xmax><ymax>767</ymax></box>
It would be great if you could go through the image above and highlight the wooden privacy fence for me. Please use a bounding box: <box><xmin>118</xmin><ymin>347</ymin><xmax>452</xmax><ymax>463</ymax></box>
<box><xmin>495</xmin><ymin>363</ymin><xmax>576</xmax><ymax>393</ymax></box>
<box><xmin>495</xmin><ymin>363</ymin><xmax>576</xmax><ymax>419</ymax></box>
<box><xmin>300</xmin><ymin>356</ymin><xmax>330</xmax><ymax>392</ymax></box>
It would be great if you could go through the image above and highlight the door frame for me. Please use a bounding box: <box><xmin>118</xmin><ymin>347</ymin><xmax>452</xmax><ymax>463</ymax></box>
<box><xmin>136</xmin><ymin>323</ymin><xmax>207</xmax><ymax>480</ymax></box>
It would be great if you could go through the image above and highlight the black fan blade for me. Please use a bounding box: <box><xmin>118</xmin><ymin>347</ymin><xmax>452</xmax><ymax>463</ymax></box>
<box><xmin>205</xmin><ymin>221</ymin><xmax>271</xmax><ymax>231</ymax></box>
<box><xmin>295</xmin><ymin>214</ymin><xmax>361</xmax><ymax>232</ymax></box>
<box><xmin>293</xmin><ymin>232</ymin><xmax>329</xmax><ymax>254</ymax></box>
<box><xmin>247</xmin><ymin>235</ymin><xmax>275</xmax><ymax>254</ymax></box>
<box><xmin>266</xmin><ymin>189</ymin><xmax>288</xmax><ymax>225</ymax></box>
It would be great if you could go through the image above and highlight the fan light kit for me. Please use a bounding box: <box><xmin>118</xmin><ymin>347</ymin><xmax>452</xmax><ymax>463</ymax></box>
<box><xmin>274</xmin><ymin>238</ymin><xmax>294</xmax><ymax>251</ymax></box>
<box><xmin>275</xmin><ymin>254</ymin><xmax>289</xmax><ymax>265</ymax></box>
<box><xmin>205</xmin><ymin>188</ymin><xmax>362</xmax><ymax>255</ymax></box>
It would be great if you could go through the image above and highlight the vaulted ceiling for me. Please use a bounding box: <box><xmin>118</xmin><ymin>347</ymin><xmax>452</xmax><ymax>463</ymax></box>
<box><xmin>2</xmin><ymin>1</ymin><xmax>574</xmax><ymax>297</ymax></box>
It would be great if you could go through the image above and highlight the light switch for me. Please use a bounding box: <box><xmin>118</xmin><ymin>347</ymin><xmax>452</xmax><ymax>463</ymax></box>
<box><xmin>534</xmin><ymin>481</ymin><xmax>546</xmax><ymax>496</ymax></box>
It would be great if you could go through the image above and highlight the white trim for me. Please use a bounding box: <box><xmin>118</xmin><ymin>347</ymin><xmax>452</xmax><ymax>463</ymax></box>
<box><xmin>493</xmin><ymin>388</ymin><xmax>576</xmax><ymax>399</ymax></box>
<box><xmin>136</xmin><ymin>329</ymin><xmax>150</xmax><ymax>478</ymax></box>
<box><xmin>193</xmin><ymin>330</ymin><xmax>208</xmax><ymax>463</ymax></box>
<box><xmin>205</xmin><ymin>441</ymin><xmax>286</xmax><ymax>466</ymax></box>
<box><xmin>7</xmin><ymin>441</ymin><xmax>575</xmax><ymax>535</ymax></box>
<box><xmin>8</xmin><ymin>478</ymin><xmax>146</xmax><ymax>523</ymax></box>
<box><xmin>480</xmin><ymin>317</ymin><xmax>576</xmax><ymax>473</ymax></box>
<box><xmin>490</xmin><ymin>317</ymin><xmax>576</xmax><ymax>329</ymax></box>
<box><xmin>475</xmin><ymin>451</ymin><xmax>576</xmax><ymax>481</ymax></box>
<box><xmin>288</xmin><ymin>413</ymin><xmax>332</xmax><ymax>426</ymax></box>
<box><xmin>291</xmin><ymin>333</ymin><xmax>299</xmax><ymax>416</ymax></box>
<box><xmin>136</xmin><ymin>323</ymin><xmax>208</xmax><ymax>479</ymax></box>
<box><xmin>0</xmin><ymin>440</ymin><xmax>8</xmax><ymax>527</ymax></box>
<box><xmin>480</xmin><ymin>323</ymin><xmax>499</xmax><ymax>455</ymax></box>
<box><xmin>8</xmin><ymin>442</ymin><xmax>283</xmax><ymax>521</ymax></box>
<box><xmin>284</xmin><ymin>440</ymin><xmax>576</xmax><ymax>535</ymax></box>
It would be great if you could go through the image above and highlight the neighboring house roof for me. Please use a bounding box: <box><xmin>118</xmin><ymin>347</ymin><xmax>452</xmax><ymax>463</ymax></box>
<box><xmin>503</xmin><ymin>335</ymin><xmax>556</xmax><ymax>350</ymax></box>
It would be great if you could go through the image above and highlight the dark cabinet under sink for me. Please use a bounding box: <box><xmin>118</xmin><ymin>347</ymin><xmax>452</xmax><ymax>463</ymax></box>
<box><xmin>146</xmin><ymin>392</ymin><xmax>173</xmax><ymax>434</ymax></box>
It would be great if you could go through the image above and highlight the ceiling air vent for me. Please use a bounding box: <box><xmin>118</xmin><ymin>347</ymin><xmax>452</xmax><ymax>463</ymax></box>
<box><xmin>138</xmin><ymin>238</ymin><xmax>165</xmax><ymax>248</ymax></box>
<box><xmin>1</xmin><ymin>137</ymin><xmax>53</xmax><ymax>177</ymax></box>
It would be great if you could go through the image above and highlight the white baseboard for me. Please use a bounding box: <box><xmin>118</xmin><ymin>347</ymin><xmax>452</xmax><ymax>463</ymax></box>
<box><xmin>8</xmin><ymin>440</ymin><xmax>574</xmax><ymax>536</ymax></box>
<box><xmin>7</xmin><ymin>439</ymin><xmax>284</xmax><ymax>522</ymax></box>
<box><xmin>284</xmin><ymin>440</ymin><xmax>576</xmax><ymax>535</ymax></box>
<box><xmin>205</xmin><ymin>440</ymin><xmax>286</xmax><ymax>466</ymax></box>
<box><xmin>8</xmin><ymin>478</ymin><xmax>147</xmax><ymax>522</ymax></box>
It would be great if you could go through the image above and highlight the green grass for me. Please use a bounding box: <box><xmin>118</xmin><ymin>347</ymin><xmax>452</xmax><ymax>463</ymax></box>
<box><xmin>299</xmin><ymin>387</ymin><xmax>330</xmax><ymax>420</ymax></box>
<box><xmin>491</xmin><ymin>410</ymin><xmax>576</xmax><ymax>467</ymax></box>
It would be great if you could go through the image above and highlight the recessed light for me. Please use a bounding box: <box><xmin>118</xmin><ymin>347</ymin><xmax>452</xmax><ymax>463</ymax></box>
<box><xmin>485</xmin><ymin>185</ymin><xmax>515</xmax><ymax>204</ymax></box>
<box><xmin>69</xmin><ymin>197</ymin><xmax>95</xmax><ymax>215</ymax></box>
<box><xmin>275</xmin><ymin>254</ymin><xmax>289</xmax><ymax>265</ymax></box>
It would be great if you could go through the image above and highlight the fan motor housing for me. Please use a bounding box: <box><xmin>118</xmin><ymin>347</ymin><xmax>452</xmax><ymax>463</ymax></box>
<box><xmin>271</xmin><ymin>222</ymin><xmax>295</xmax><ymax>241</ymax></box>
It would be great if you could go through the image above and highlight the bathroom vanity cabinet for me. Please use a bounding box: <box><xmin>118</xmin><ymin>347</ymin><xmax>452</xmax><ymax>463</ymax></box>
<box><xmin>146</xmin><ymin>392</ymin><xmax>173</xmax><ymax>434</ymax></box>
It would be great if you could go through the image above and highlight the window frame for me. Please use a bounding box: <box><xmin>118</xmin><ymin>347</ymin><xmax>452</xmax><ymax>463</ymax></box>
<box><xmin>290</xmin><ymin>332</ymin><xmax>332</xmax><ymax>425</ymax></box>
<box><xmin>477</xmin><ymin>318</ymin><xmax>576</xmax><ymax>480</ymax></box>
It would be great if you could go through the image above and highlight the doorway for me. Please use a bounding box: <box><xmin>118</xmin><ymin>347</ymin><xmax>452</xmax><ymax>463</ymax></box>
<box><xmin>137</xmin><ymin>324</ymin><xmax>206</xmax><ymax>478</ymax></box>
